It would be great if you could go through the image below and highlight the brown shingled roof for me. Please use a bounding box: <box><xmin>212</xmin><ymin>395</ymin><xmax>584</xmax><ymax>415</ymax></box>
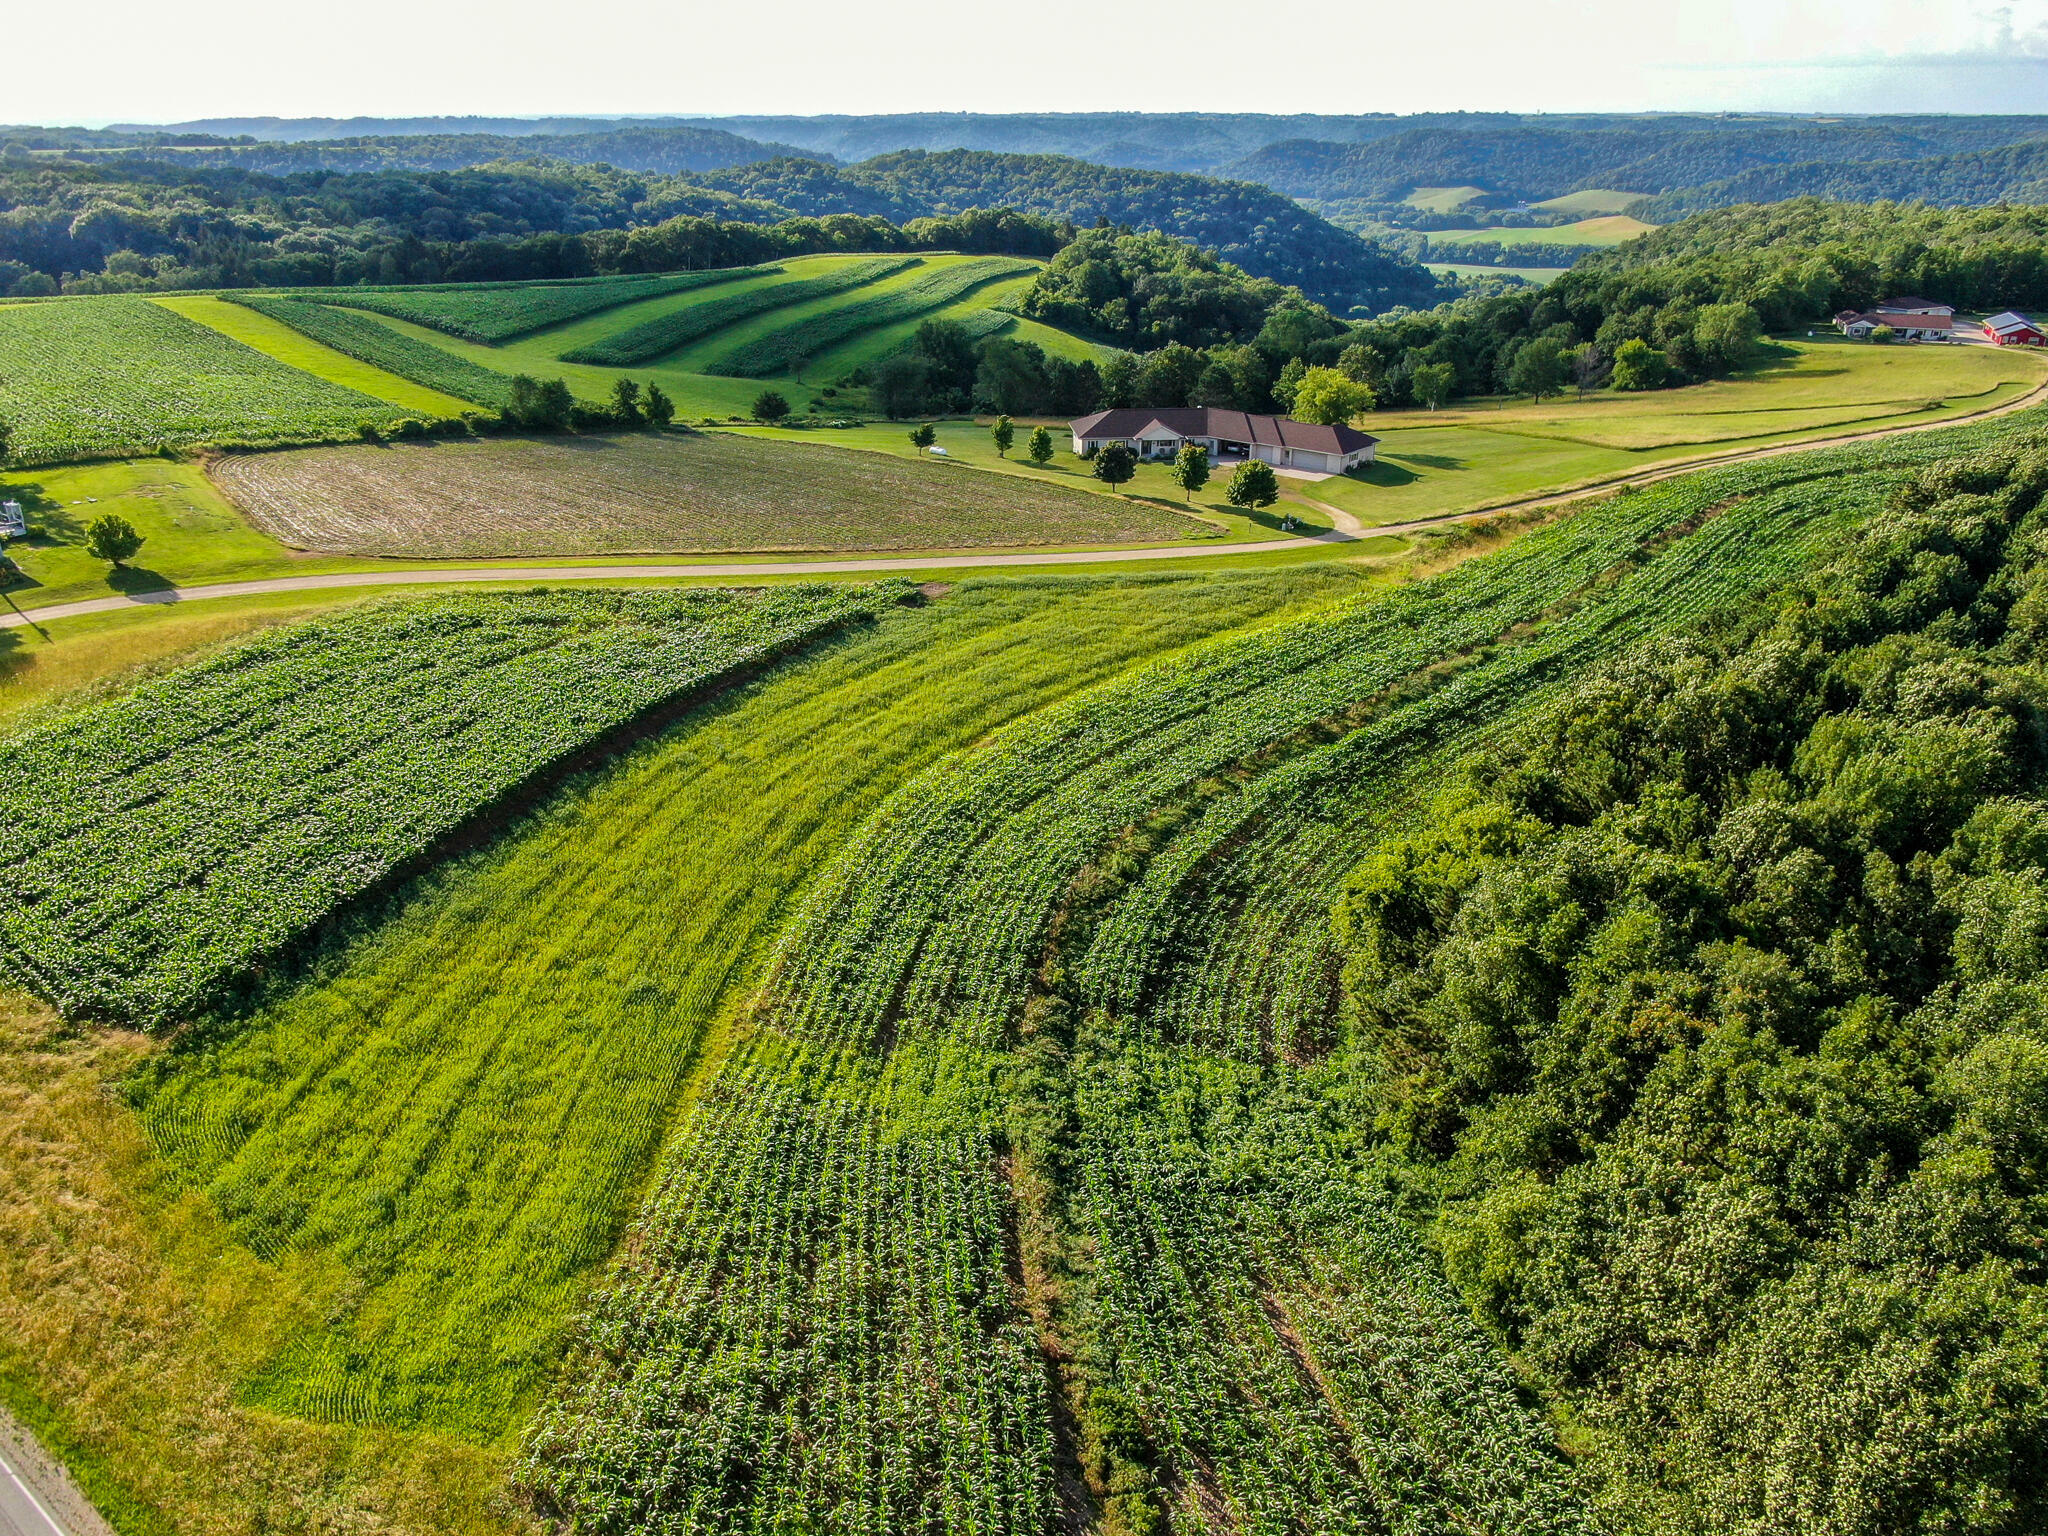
<box><xmin>1069</xmin><ymin>407</ymin><xmax>1377</xmax><ymax>454</ymax></box>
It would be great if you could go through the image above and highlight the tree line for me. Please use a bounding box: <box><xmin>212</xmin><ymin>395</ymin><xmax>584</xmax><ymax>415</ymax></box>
<box><xmin>1335</xmin><ymin>435</ymin><xmax>2048</xmax><ymax>1533</ymax></box>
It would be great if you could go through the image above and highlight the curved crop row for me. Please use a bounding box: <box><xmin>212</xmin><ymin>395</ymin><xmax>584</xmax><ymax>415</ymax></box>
<box><xmin>323</xmin><ymin>266</ymin><xmax>766</xmax><ymax>344</ymax></box>
<box><xmin>229</xmin><ymin>294</ymin><xmax>518</xmax><ymax>407</ymax></box>
<box><xmin>706</xmin><ymin>258</ymin><xmax>1036</xmax><ymax>377</ymax></box>
<box><xmin>521</xmin><ymin>1039</ymin><xmax>1051</xmax><ymax>1535</ymax></box>
<box><xmin>560</xmin><ymin>258</ymin><xmax>917</xmax><ymax>367</ymax></box>
<box><xmin>0</xmin><ymin>583</ymin><xmax>898</xmax><ymax>1025</ymax></box>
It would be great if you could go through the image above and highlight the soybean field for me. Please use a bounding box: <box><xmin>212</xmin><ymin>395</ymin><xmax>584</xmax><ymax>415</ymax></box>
<box><xmin>0</xmin><ymin>584</ymin><xmax>891</xmax><ymax>1024</ymax></box>
<box><xmin>12</xmin><ymin>408</ymin><xmax>2047</xmax><ymax>1536</ymax></box>
<box><xmin>0</xmin><ymin>296</ymin><xmax>406</xmax><ymax>462</ymax></box>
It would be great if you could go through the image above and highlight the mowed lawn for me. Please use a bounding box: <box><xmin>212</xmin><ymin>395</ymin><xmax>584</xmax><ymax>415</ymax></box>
<box><xmin>1308</xmin><ymin>337</ymin><xmax>2048</xmax><ymax>526</ymax></box>
<box><xmin>210</xmin><ymin>430</ymin><xmax>1209</xmax><ymax>557</ymax></box>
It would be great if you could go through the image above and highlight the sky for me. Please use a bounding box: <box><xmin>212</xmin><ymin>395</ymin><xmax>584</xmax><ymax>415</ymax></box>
<box><xmin>8</xmin><ymin>0</ymin><xmax>2048</xmax><ymax>125</ymax></box>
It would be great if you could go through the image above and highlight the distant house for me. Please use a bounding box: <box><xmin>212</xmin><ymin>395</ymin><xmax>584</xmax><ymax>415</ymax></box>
<box><xmin>1984</xmin><ymin>311</ymin><xmax>2045</xmax><ymax>346</ymax></box>
<box><xmin>1835</xmin><ymin>310</ymin><xmax>1960</xmax><ymax>342</ymax></box>
<box><xmin>1069</xmin><ymin>407</ymin><xmax>1378</xmax><ymax>475</ymax></box>
<box><xmin>1876</xmin><ymin>296</ymin><xmax>1955</xmax><ymax>317</ymax></box>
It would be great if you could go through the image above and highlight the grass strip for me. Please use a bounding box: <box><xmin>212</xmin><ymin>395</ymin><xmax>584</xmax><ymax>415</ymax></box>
<box><xmin>227</xmin><ymin>295</ymin><xmax>517</xmax><ymax>410</ymax></box>
<box><xmin>707</xmin><ymin>258</ymin><xmax>1036</xmax><ymax>377</ymax></box>
<box><xmin>560</xmin><ymin>258</ymin><xmax>918</xmax><ymax>367</ymax></box>
<box><xmin>323</xmin><ymin>267</ymin><xmax>768</xmax><ymax>345</ymax></box>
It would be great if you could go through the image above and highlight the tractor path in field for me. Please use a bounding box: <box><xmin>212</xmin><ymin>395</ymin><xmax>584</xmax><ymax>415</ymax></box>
<box><xmin>9</xmin><ymin>379</ymin><xmax>2045</xmax><ymax>631</ymax></box>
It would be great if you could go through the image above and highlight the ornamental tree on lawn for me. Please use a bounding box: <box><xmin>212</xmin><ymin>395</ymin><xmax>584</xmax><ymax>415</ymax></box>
<box><xmin>1092</xmin><ymin>442</ymin><xmax>1137</xmax><ymax>489</ymax></box>
<box><xmin>1226</xmin><ymin>460</ymin><xmax>1279</xmax><ymax>510</ymax></box>
<box><xmin>992</xmin><ymin>415</ymin><xmax>1015</xmax><ymax>458</ymax></box>
<box><xmin>1170</xmin><ymin>444</ymin><xmax>1211</xmax><ymax>503</ymax></box>
<box><xmin>1027</xmin><ymin>426</ymin><xmax>1054</xmax><ymax>468</ymax></box>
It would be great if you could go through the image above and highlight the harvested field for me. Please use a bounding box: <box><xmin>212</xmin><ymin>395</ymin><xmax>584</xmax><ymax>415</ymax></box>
<box><xmin>210</xmin><ymin>431</ymin><xmax>1206</xmax><ymax>556</ymax></box>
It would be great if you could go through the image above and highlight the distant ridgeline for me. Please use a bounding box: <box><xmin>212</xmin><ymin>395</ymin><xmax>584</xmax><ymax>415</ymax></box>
<box><xmin>0</xmin><ymin>144</ymin><xmax>1445</xmax><ymax>317</ymax></box>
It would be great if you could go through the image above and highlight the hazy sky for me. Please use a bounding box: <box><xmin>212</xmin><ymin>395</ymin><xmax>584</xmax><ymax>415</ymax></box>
<box><xmin>11</xmin><ymin>0</ymin><xmax>2048</xmax><ymax>125</ymax></box>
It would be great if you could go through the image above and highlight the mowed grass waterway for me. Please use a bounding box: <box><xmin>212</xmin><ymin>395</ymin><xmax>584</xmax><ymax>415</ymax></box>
<box><xmin>210</xmin><ymin>431</ymin><xmax>1206</xmax><ymax>556</ymax></box>
<box><xmin>122</xmin><ymin>565</ymin><xmax>1379</xmax><ymax>1441</ymax></box>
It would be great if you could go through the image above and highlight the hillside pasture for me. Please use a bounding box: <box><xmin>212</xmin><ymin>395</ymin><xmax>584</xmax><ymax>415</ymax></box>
<box><xmin>0</xmin><ymin>297</ymin><xmax>405</xmax><ymax>463</ymax></box>
<box><xmin>1403</xmin><ymin>185</ymin><xmax>1488</xmax><ymax>212</ymax></box>
<box><xmin>210</xmin><ymin>430</ymin><xmax>1204</xmax><ymax>557</ymax></box>
<box><xmin>1532</xmin><ymin>188</ymin><xmax>1651</xmax><ymax>216</ymax></box>
<box><xmin>1309</xmin><ymin>335</ymin><xmax>2048</xmax><ymax>526</ymax></box>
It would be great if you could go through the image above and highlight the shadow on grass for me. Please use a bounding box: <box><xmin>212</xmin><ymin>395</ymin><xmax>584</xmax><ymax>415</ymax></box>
<box><xmin>107</xmin><ymin>565</ymin><xmax>176</xmax><ymax>596</ymax></box>
<box><xmin>1353</xmin><ymin>459</ymin><xmax>1429</xmax><ymax>484</ymax></box>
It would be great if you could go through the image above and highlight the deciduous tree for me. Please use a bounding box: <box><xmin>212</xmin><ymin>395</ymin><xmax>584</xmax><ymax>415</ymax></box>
<box><xmin>1092</xmin><ymin>441</ymin><xmax>1137</xmax><ymax>489</ymax></box>
<box><xmin>1027</xmin><ymin>425</ymin><xmax>1055</xmax><ymax>468</ymax></box>
<box><xmin>85</xmin><ymin>513</ymin><xmax>143</xmax><ymax>568</ymax></box>
<box><xmin>610</xmin><ymin>378</ymin><xmax>642</xmax><ymax>423</ymax></box>
<box><xmin>1169</xmin><ymin>443</ymin><xmax>1211</xmax><ymax>503</ymax></box>
<box><xmin>1411</xmin><ymin>362</ymin><xmax>1456</xmax><ymax>411</ymax></box>
<box><xmin>1225</xmin><ymin>459</ymin><xmax>1279</xmax><ymax>509</ymax></box>
<box><xmin>909</xmin><ymin>423</ymin><xmax>938</xmax><ymax>451</ymax></box>
<box><xmin>1289</xmin><ymin>366</ymin><xmax>1374</xmax><ymax>425</ymax></box>
<box><xmin>1508</xmin><ymin>337</ymin><xmax>1569</xmax><ymax>401</ymax></box>
<box><xmin>752</xmin><ymin>390</ymin><xmax>791</xmax><ymax>423</ymax></box>
<box><xmin>643</xmin><ymin>384</ymin><xmax>675</xmax><ymax>428</ymax></box>
<box><xmin>1610</xmin><ymin>337</ymin><xmax>1669</xmax><ymax>391</ymax></box>
<box><xmin>991</xmin><ymin>414</ymin><xmax>1015</xmax><ymax>458</ymax></box>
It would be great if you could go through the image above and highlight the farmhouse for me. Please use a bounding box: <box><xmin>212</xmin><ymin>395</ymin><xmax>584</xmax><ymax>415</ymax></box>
<box><xmin>1876</xmin><ymin>296</ymin><xmax>1955</xmax><ymax>317</ymax></box>
<box><xmin>1984</xmin><ymin>311</ymin><xmax>2045</xmax><ymax>346</ymax></box>
<box><xmin>1834</xmin><ymin>310</ymin><xmax>1962</xmax><ymax>342</ymax></box>
<box><xmin>1069</xmin><ymin>407</ymin><xmax>1378</xmax><ymax>475</ymax></box>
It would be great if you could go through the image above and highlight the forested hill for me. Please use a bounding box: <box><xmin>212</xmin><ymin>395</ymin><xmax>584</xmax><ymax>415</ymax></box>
<box><xmin>0</xmin><ymin>147</ymin><xmax>1438</xmax><ymax>315</ymax></box>
<box><xmin>113</xmin><ymin>126</ymin><xmax>811</xmax><ymax>177</ymax></box>
<box><xmin>1229</xmin><ymin>120</ymin><xmax>2048</xmax><ymax>208</ymax></box>
<box><xmin>675</xmin><ymin>150</ymin><xmax>1444</xmax><ymax>314</ymax></box>
<box><xmin>1641</xmin><ymin>137</ymin><xmax>2048</xmax><ymax>219</ymax></box>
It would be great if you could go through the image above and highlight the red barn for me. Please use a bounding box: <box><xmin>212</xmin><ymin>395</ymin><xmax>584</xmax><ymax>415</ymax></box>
<box><xmin>1984</xmin><ymin>311</ymin><xmax>2045</xmax><ymax>346</ymax></box>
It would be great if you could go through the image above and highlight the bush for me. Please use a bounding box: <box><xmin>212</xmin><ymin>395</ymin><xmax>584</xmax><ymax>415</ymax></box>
<box><xmin>752</xmin><ymin>390</ymin><xmax>791</xmax><ymax>423</ymax></box>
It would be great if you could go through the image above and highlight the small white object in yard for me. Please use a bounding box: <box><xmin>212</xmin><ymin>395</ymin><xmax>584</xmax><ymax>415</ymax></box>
<box><xmin>928</xmin><ymin>446</ymin><xmax>949</xmax><ymax>457</ymax></box>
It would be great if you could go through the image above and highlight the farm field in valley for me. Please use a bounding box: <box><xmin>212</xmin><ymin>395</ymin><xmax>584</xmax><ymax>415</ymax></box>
<box><xmin>1430</xmin><ymin>212</ymin><xmax>1656</xmax><ymax>247</ymax></box>
<box><xmin>210</xmin><ymin>431</ymin><xmax>1209</xmax><ymax>557</ymax></box>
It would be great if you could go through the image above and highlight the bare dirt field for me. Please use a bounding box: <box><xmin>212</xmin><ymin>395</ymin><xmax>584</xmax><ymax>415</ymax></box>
<box><xmin>210</xmin><ymin>431</ymin><xmax>1205</xmax><ymax>557</ymax></box>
